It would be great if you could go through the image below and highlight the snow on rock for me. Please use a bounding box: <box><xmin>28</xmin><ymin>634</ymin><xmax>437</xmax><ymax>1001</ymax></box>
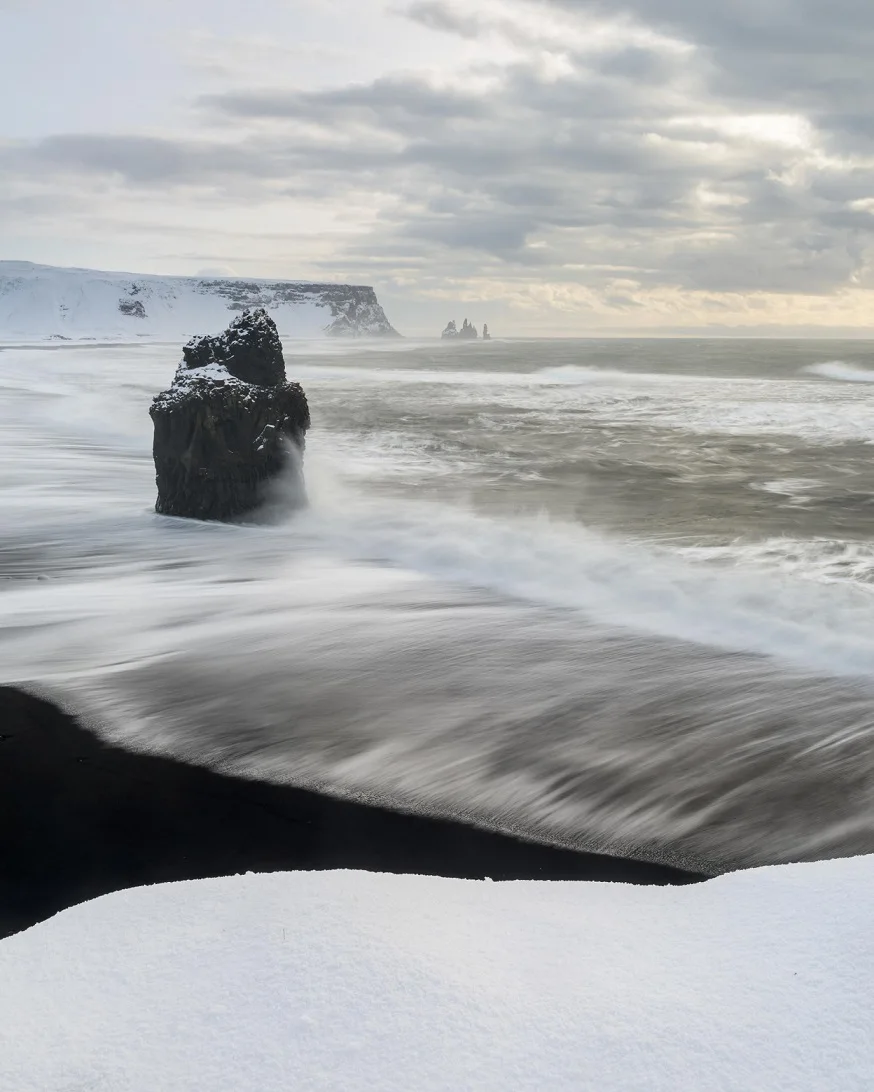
<box><xmin>1</xmin><ymin>859</ymin><xmax>872</xmax><ymax>1091</ymax></box>
<box><xmin>0</xmin><ymin>260</ymin><xmax>400</xmax><ymax>340</ymax></box>
<box><xmin>150</xmin><ymin>309</ymin><xmax>309</xmax><ymax>520</ymax></box>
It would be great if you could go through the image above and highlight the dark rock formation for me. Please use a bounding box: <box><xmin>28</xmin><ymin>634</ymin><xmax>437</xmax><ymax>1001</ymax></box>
<box><xmin>181</xmin><ymin>306</ymin><xmax>286</xmax><ymax>385</ymax></box>
<box><xmin>150</xmin><ymin>308</ymin><xmax>309</xmax><ymax>521</ymax></box>
<box><xmin>482</xmin><ymin>323</ymin><xmax>491</xmax><ymax>340</ymax></box>
<box><xmin>441</xmin><ymin>318</ymin><xmax>479</xmax><ymax>339</ymax></box>
<box><xmin>118</xmin><ymin>298</ymin><xmax>146</xmax><ymax>318</ymax></box>
<box><xmin>198</xmin><ymin>279</ymin><xmax>400</xmax><ymax>336</ymax></box>
<box><xmin>322</xmin><ymin>294</ymin><xmax>401</xmax><ymax>337</ymax></box>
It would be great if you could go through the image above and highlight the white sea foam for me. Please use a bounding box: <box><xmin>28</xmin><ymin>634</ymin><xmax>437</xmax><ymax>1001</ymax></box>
<box><xmin>289</xmin><ymin>461</ymin><xmax>874</xmax><ymax>678</ymax></box>
<box><xmin>8</xmin><ymin>443</ymin><xmax>874</xmax><ymax>686</ymax></box>
<box><xmin>751</xmin><ymin>478</ymin><xmax>825</xmax><ymax>497</ymax></box>
<box><xmin>296</xmin><ymin>360</ymin><xmax>874</xmax><ymax>444</ymax></box>
<box><xmin>804</xmin><ymin>360</ymin><xmax>874</xmax><ymax>382</ymax></box>
<box><xmin>676</xmin><ymin>535</ymin><xmax>874</xmax><ymax>588</ymax></box>
<box><xmin>291</xmin><ymin>361</ymin><xmax>697</xmax><ymax>388</ymax></box>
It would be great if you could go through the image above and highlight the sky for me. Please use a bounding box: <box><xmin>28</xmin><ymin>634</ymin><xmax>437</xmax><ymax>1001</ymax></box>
<box><xmin>3</xmin><ymin>0</ymin><xmax>874</xmax><ymax>335</ymax></box>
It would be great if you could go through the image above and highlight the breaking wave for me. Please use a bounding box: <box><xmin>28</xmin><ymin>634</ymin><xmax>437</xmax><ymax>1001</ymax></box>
<box><xmin>804</xmin><ymin>360</ymin><xmax>874</xmax><ymax>383</ymax></box>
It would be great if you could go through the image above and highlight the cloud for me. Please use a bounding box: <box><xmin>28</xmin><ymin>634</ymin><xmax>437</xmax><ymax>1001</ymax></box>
<box><xmin>401</xmin><ymin>0</ymin><xmax>485</xmax><ymax>38</ymax></box>
<box><xmin>549</xmin><ymin>1</ymin><xmax>874</xmax><ymax>138</ymax></box>
<box><xmin>5</xmin><ymin>0</ymin><xmax>874</xmax><ymax>330</ymax></box>
<box><xmin>204</xmin><ymin>76</ymin><xmax>490</xmax><ymax>124</ymax></box>
<box><xmin>22</xmin><ymin>134</ymin><xmax>267</xmax><ymax>185</ymax></box>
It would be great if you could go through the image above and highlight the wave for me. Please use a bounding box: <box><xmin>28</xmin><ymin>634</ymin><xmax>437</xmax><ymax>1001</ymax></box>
<box><xmin>804</xmin><ymin>361</ymin><xmax>874</xmax><ymax>382</ymax></box>
<box><xmin>532</xmin><ymin>364</ymin><xmax>701</xmax><ymax>385</ymax></box>
<box><xmin>298</xmin><ymin>363</ymin><xmax>874</xmax><ymax>444</ymax></box>
<box><xmin>292</xmin><ymin>362</ymin><xmax>688</xmax><ymax>388</ymax></box>
<box><xmin>6</xmin><ymin>449</ymin><xmax>874</xmax><ymax>875</ymax></box>
<box><xmin>7</xmin><ymin>443</ymin><xmax>874</xmax><ymax>680</ymax></box>
<box><xmin>7</xmin><ymin>340</ymin><xmax>874</xmax><ymax>875</ymax></box>
<box><xmin>12</xmin><ymin>343</ymin><xmax>871</xmax><ymax>451</ymax></box>
<box><xmin>7</xmin><ymin>518</ymin><xmax>874</xmax><ymax>876</ymax></box>
<box><xmin>290</xmin><ymin>483</ymin><xmax>874</xmax><ymax>678</ymax></box>
<box><xmin>676</xmin><ymin>536</ymin><xmax>874</xmax><ymax>590</ymax></box>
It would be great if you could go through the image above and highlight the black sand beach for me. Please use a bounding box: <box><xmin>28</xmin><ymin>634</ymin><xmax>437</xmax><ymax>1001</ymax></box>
<box><xmin>0</xmin><ymin>686</ymin><xmax>703</xmax><ymax>938</ymax></box>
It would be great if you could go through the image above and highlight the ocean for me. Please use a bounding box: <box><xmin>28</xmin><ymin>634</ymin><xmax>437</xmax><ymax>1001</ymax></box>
<box><xmin>3</xmin><ymin>335</ymin><xmax>874</xmax><ymax>875</ymax></box>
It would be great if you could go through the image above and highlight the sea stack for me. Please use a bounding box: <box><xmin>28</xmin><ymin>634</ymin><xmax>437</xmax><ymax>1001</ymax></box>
<box><xmin>441</xmin><ymin>318</ymin><xmax>479</xmax><ymax>339</ymax></box>
<box><xmin>149</xmin><ymin>308</ymin><xmax>310</xmax><ymax>521</ymax></box>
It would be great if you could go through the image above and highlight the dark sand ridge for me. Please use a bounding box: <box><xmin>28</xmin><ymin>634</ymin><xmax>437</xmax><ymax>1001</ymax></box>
<box><xmin>0</xmin><ymin>686</ymin><xmax>702</xmax><ymax>938</ymax></box>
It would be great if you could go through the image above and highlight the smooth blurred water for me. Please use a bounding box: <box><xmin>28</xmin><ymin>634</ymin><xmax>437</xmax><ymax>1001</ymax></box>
<box><xmin>4</xmin><ymin>336</ymin><xmax>874</xmax><ymax>872</ymax></box>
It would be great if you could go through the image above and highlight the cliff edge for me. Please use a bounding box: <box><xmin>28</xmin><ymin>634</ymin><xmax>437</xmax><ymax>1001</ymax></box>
<box><xmin>0</xmin><ymin>261</ymin><xmax>400</xmax><ymax>340</ymax></box>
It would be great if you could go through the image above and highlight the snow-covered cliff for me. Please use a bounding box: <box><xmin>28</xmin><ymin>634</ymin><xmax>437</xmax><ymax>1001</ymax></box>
<box><xmin>0</xmin><ymin>261</ymin><xmax>400</xmax><ymax>340</ymax></box>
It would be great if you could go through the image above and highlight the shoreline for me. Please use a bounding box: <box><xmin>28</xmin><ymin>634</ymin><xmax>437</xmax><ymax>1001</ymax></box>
<box><xmin>0</xmin><ymin>686</ymin><xmax>703</xmax><ymax>938</ymax></box>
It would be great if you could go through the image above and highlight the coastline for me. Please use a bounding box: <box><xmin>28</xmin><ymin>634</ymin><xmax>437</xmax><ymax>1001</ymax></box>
<box><xmin>0</xmin><ymin>686</ymin><xmax>703</xmax><ymax>938</ymax></box>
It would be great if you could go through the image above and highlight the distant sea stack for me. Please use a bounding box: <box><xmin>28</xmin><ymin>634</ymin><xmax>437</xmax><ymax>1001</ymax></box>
<box><xmin>0</xmin><ymin>261</ymin><xmax>400</xmax><ymax>340</ymax></box>
<box><xmin>441</xmin><ymin>318</ymin><xmax>480</xmax><ymax>339</ymax></box>
<box><xmin>149</xmin><ymin>309</ymin><xmax>309</xmax><ymax>522</ymax></box>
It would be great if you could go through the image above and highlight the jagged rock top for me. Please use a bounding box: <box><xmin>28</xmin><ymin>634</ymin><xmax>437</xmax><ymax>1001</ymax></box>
<box><xmin>181</xmin><ymin>307</ymin><xmax>285</xmax><ymax>386</ymax></box>
<box><xmin>441</xmin><ymin>318</ymin><xmax>479</xmax><ymax>339</ymax></box>
<box><xmin>151</xmin><ymin>308</ymin><xmax>306</xmax><ymax>418</ymax></box>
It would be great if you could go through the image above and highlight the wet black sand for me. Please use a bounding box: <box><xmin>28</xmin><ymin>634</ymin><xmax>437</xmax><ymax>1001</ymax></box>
<box><xmin>0</xmin><ymin>686</ymin><xmax>703</xmax><ymax>938</ymax></box>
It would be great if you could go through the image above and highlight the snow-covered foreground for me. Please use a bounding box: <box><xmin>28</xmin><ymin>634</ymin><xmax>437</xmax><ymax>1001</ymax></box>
<box><xmin>1</xmin><ymin>861</ymin><xmax>871</xmax><ymax>1091</ymax></box>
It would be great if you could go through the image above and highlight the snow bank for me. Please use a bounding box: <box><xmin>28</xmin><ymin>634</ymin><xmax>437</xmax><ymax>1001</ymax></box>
<box><xmin>0</xmin><ymin>261</ymin><xmax>398</xmax><ymax>340</ymax></box>
<box><xmin>1</xmin><ymin>859</ymin><xmax>871</xmax><ymax>1090</ymax></box>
